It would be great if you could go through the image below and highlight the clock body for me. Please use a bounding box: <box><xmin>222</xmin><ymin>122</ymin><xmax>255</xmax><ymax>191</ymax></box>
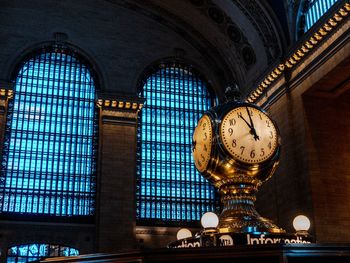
<box><xmin>192</xmin><ymin>100</ymin><xmax>284</xmax><ymax>234</ymax></box>
<box><xmin>192</xmin><ymin>114</ymin><xmax>213</xmax><ymax>172</ymax></box>
<box><xmin>192</xmin><ymin>101</ymin><xmax>280</xmax><ymax>185</ymax></box>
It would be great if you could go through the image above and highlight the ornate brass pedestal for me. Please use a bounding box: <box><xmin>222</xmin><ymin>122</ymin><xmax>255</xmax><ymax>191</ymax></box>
<box><xmin>216</xmin><ymin>176</ymin><xmax>284</xmax><ymax>234</ymax></box>
<box><xmin>192</xmin><ymin>97</ymin><xmax>285</xmax><ymax>235</ymax></box>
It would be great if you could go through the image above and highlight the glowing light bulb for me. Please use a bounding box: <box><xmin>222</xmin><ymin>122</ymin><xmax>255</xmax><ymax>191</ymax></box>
<box><xmin>293</xmin><ymin>215</ymin><xmax>311</xmax><ymax>232</ymax></box>
<box><xmin>200</xmin><ymin>212</ymin><xmax>219</xmax><ymax>229</ymax></box>
<box><xmin>176</xmin><ymin>228</ymin><xmax>192</xmax><ymax>240</ymax></box>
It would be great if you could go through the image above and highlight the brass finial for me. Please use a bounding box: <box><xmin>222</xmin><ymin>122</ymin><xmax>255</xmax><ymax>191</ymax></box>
<box><xmin>224</xmin><ymin>84</ymin><xmax>241</xmax><ymax>102</ymax></box>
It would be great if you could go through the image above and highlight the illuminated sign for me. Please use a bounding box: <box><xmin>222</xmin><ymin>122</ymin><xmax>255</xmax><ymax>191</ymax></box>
<box><xmin>168</xmin><ymin>233</ymin><xmax>312</xmax><ymax>248</ymax></box>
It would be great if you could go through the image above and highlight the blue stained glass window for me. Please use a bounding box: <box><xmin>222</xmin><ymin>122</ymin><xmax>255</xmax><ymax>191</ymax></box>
<box><xmin>137</xmin><ymin>63</ymin><xmax>218</xmax><ymax>224</ymax></box>
<box><xmin>0</xmin><ymin>46</ymin><xmax>97</xmax><ymax>217</ymax></box>
<box><xmin>7</xmin><ymin>243</ymin><xmax>79</xmax><ymax>262</ymax></box>
<box><xmin>304</xmin><ymin>0</ymin><xmax>338</xmax><ymax>32</ymax></box>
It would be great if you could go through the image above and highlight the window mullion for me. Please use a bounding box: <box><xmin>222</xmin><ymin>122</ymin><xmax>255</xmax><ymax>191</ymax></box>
<box><xmin>137</xmin><ymin>63</ymin><xmax>218</xmax><ymax>225</ymax></box>
<box><xmin>1</xmin><ymin>47</ymin><xmax>97</xmax><ymax>218</ymax></box>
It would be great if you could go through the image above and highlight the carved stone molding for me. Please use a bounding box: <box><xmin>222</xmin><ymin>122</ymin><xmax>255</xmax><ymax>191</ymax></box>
<box><xmin>135</xmin><ymin>226</ymin><xmax>183</xmax><ymax>236</ymax></box>
<box><xmin>0</xmin><ymin>89</ymin><xmax>13</xmax><ymax>113</ymax></box>
<box><xmin>233</xmin><ymin>0</ymin><xmax>282</xmax><ymax>64</ymax></box>
<box><xmin>190</xmin><ymin>0</ymin><xmax>256</xmax><ymax>69</ymax></box>
<box><xmin>97</xmin><ymin>94</ymin><xmax>144</xmax><ymax>125</ymax></box>
<box><xmin>246</xmin><ymin>2</ymin><xmax>350</xmax><ymax>104</ymax></box>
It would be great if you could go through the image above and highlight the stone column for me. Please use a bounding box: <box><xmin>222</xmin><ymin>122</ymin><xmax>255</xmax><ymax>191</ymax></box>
<box><xmin>0</xmin><ymin>88</ymin><xmax>12</xmax><ymax>263</ymax></box>
<box><xmin>96</xmin><ymin>95</ymin><xmax>144</xmax><ymax>252</ymax></box>
<box><xmin>0</xmin><ymin>89</ymin><xmax>13</xmax><ymax>159</ymax></box>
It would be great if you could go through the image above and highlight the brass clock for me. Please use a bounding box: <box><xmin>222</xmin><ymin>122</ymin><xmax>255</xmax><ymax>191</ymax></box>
<box><xmin>192</xmin><ymin>114</ymin><xmax>213</xmax><ymax>172</ymax></box>
<box><xmin>220</xmin><ymin>106</ymin><xmax>278</xmax><ymax>164</ymax></box>
<box><xmin>191</xmin><ymin>97</ymin><xmax>283</xmax><ymax>234</ymax></box>
<box><xmin>192</xmin><ymin>102</ymin><xmax>280</xmax><ymax>180</ymax></box>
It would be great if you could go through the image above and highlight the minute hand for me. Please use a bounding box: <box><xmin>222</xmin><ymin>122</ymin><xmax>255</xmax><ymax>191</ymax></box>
<box><xmin>246</xmin><ymin>107</ymin><xmax>255</xmax><ymax>128</ymax></box>
<box><xmin>246</xmin><ymin>107</ymin><xmax>260</xmax><ymax>141</ymax></box>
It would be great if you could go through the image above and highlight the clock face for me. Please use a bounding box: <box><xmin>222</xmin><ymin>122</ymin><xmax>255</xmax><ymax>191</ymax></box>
<box><xmin>220</xmin><ymin>106</ymin><xmax>278</xmax><ymax>164</ymax></box>
<box><xmin>192</xmin><ymin>115</ymin><xmax>213</xmax><ymax>172</ymax></box>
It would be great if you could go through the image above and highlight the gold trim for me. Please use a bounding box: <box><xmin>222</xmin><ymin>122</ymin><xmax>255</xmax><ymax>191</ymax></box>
<box><xmin>246</xmin><ymin>2</ymin><xmax>349</xmax><ymax>103</ymax></box>
<box><xmin>0</xmin><ymin>89</ymin><xmax>14</xmax><ymax>99</ymax></box>
<box><xmin>96</xmin><ymin>98</ymin><xmax>144</xmax><ymax>112</ymax></box>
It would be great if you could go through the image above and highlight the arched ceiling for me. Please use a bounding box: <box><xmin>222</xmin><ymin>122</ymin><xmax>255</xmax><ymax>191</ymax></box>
<box><xmin>125</xmin><ymin>0</ymin><xmax>287</xmax><ymax>96</ymax></box>
<box><xmin>0</xmin><ymin>0</ymin><xmax>287</xmax><ymax>98</ymax></box>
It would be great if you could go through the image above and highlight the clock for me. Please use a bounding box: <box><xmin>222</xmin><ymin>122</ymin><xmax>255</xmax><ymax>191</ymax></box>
<box><xmin>192</xmin><ymin>114</ymin><xmax>213</xmax><ymax>172</ymax></box>
<box><xmin>220</xmin><ymin>106</ymin><xmax>278</xmax><ymax>164</ymax></box>
<box><xmin>192</xmin><ymin>101</ymin><xmax>281</xmax><ymax>184</ymax></box>
<box><xmin>191</xmin><ymin>92</ymin><xmax>283</xmax><ymax>234</ymax></box>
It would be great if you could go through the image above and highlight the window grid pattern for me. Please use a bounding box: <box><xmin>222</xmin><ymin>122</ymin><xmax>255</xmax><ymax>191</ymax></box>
<box><xmin>137</xmin><ymin>63</ymin><xmax>218</xmax><ymax>224</ymax></box>
<box><xmin>304</xmin><ymin>0</ymin><xmax>338</xmax><ymax>32</ymax></box>
<box><xmin>0</xmin><ymin>47</ymin><xmax>97</xmax><ymax>216</ymax></box>
<box><xmin>7</xmin><ymin>243</ymin><xmax>79</xmax><ymax>263</ymax></box>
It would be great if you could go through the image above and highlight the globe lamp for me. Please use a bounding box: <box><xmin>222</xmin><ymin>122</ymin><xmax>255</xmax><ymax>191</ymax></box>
<box><xmin>176</xmin><ymin>228</ymin><xmax>192</xmax><ymax>240</ymax></box>
<box><xmin>293</xmin><ymin>215</ymin><xmax>311</xmax><ymax>236</ymax></box>
<box><xmin>201</xmin><ymin>212</ymin><xmax>219</xmax><ymax>233</ymax></box>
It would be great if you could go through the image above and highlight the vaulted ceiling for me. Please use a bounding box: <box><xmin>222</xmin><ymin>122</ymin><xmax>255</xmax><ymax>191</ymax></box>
<box><xmin>0</xmin><ymin>0</ymin><xmax>288</xmax><ymax>98</ymax></box>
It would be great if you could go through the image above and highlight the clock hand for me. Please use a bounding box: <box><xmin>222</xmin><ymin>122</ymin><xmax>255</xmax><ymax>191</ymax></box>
<box><xmin>239</xmin><ymin>115</ymin><xmax>252</xmax><ymax>129</ymax></box>
<box><xmin>245</xmin><ymin>107</ymin><xmax>260</xmax><ymax>141</ymax></box>
<box><xmin>239</xmin><ymin>114</ymin><xmax>260</xmax><ymax>140</ymax></box>
<box><xmin>246</xmin><ymin>107</ymin><xmax>255</xmax><ymax>128</ymax></box>
<box><xmin>250</xmin><ymin>127</ymin><xmax>260</xmax><ymax>141</ymax></box>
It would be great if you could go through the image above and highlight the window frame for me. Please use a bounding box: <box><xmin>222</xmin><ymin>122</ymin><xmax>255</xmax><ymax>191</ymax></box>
<box><xmin>136</xmin><ymin>61</ymin><xmax>219</xmax><ymax>227</ymax></box>
<box><xmin>0</xmin><ymin>45</ymin><xmax>99</xmax><ymax>223</ymax></box>
<box><xmin>6</xmin><ymin>243</ymin><xmax>79</xmax><ymax>263</ymax></box>
<box><xmin>296</xmin><ymin>0</ymin><xmax>340</xmax><ymax>38</ymax></box>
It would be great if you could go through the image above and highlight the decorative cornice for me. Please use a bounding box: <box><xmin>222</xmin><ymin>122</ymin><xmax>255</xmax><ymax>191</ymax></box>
<box><xmin>0</xmin><ymin>89</ymin><xmax>13</xmax><ymax>99</ymax></box>
<box><xmin>246</xmin><ymin>2</ymin><xmax>350</xmax><ymax>104</ymax></box>
<box><xmin>96</xmin><ymin>98</ymin><xmax>144</xmax><ymax>112</ymax></box>
<box><xmin>0</xmin><ymin>89</ymin><xmax>13</xmax><ymax>113</ymax></box>
<box><xmin>135</xmin><ymin>226</ymin><xmax>193</xmax><ymax>236</ymax></box>
<box><xmin>97</xmin><ymin>95</ymin><xmax>144</xmax><ymax>124</ymax></box>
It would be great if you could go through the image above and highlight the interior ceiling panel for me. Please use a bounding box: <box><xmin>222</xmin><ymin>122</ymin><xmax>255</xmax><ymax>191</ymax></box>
<box><xmin>0</xmin><ymin>0</ymin><xmax>286</xmax><ymax>98</ymax></box>
<box><xmin>129</xmin><ymin>0</ymin><xmax>286</xmax><ymax>95</ymax></box>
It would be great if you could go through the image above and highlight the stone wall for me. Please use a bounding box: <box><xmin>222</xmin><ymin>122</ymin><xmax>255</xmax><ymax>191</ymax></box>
<box><xmin>255</xmin><ymin>13</ymin><xmax>350</xmax><ymax>241</ymax></box>
<box><xmin>304</xmin><ymin>92</ymin><xmax>350</xmax><ymax>242</ymax></box>
<box><xmin>97</xmin><ymin>107</ymin><xmax>139</xmax><ymax>251</ymax></box>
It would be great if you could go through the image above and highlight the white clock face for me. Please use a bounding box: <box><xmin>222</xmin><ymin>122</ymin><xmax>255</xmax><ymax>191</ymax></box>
<box><xmin>192</xmin><ymin>115</ymin><xmax>213</xmax><ymax>172</ymax></box>
<box><xmin>220</xmin><ymin>106</ymin><xmax>278</xmax><ymax>164</ymax></box>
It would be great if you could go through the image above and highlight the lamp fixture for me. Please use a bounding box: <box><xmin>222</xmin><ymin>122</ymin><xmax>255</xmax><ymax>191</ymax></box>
<box><xmin>200</xmin><ymin>212</ymin><xmax>219</xmax><ymax>231</ymax></box>
<box><xmin>176</xmin><ymin>228</ymin><xmax>192</xmax><ymax>240</ymax></box>
<box><xmin>293</xmin><ymin>215</ymin><xmax>311</xmax><ymax>236</ymax></box>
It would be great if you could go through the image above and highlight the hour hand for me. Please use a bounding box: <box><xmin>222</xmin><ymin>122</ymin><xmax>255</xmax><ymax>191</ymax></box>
<box><xmin>245</xmin><ymin>108</ymin><xmax>260</xmax><ymax>141</ymax></box>
<box><xmin>239</xmin><ymin>115</ymin><xmax>252</xmax><ymax>129</ymax></box>
<box><xmin>250</xmin><ymin>128</ymin><xmax>260</xmax><ymax>141</ymax></box>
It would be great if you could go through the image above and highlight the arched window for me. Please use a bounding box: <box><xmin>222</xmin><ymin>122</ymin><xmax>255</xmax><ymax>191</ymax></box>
<box><xmin>7</xmin><ymin>243</ymin><xmax>79</xmax><ymax>263</ymax></box>
<box><xmin>137</xmin><ymin>62</ymin><xmax>218</xmax><ymax>224</ymax></box>
<box><xmin>0</xmin><ymin>45</ymin><xmax>98</xmax><ymax>217</ymax></box>
<box><xmin>299</xmin><ymin>0</ymin><xmax>338</xmax><ymax>34</ymax></box>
